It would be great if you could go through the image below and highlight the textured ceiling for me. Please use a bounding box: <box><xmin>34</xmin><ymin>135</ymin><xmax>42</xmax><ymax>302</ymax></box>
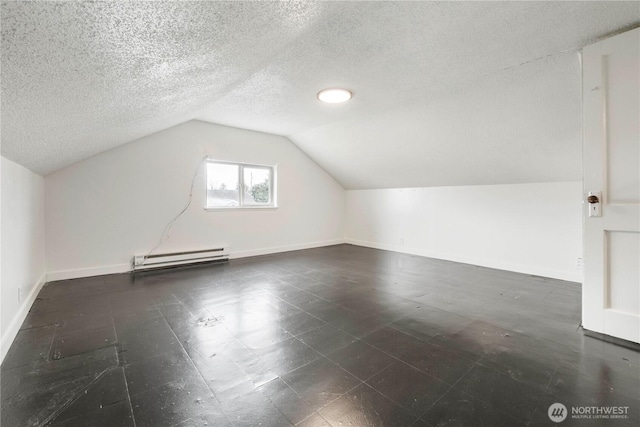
<box><xmin>2</xmin><ymin>1</ymin><xmax>639</xmax><ymax>188</ymax></box>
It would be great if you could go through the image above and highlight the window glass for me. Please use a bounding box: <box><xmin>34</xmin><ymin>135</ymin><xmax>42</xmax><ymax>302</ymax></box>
<box><xmin>206</xmin><ymin>163</ymin><xmax>239</xmax><ymax>207</ymax></box>
<box><xmin>243</xmin><ymin>167</ymin><xmax>271</xmax><ymax>205</ymax></box>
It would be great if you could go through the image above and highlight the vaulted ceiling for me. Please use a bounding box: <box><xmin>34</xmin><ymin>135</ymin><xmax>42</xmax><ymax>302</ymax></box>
<box><xmin>2</xmin><ymin>1</ymin><xmax>639</xmax><ymax>188</ymax></box>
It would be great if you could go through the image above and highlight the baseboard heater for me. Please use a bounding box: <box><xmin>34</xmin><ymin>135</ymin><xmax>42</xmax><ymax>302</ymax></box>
<box><xmin>132</xmin><ymin>247</ymin><xmax>230</xmax><ymax>272</ymax></box>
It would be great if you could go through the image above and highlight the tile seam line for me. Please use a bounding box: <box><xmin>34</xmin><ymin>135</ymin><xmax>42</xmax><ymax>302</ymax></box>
<box><xmin>441</xmin><ymin>362</ymin><xmax>534</xmax><ymax>426</ymax></box>
<box><xmin>109</xmin><ymin>295</ymin><xmax>138</xmax><ymax>427</ymax></box>
<box><xmin>279</xmin><ymin>356</ymin><xmax>365</xmax><ymax>417</ymax></box>
<box><xmin>415</xmin><ymin>362</ymin><xmax>477</xmax><ymax>420</ymax></box>
<box><xmin>157</xmin><ymin>305</ymin><xmax>238</xmax><ymax>427</ymax></box>
<box><xmin>37</xmin><ymin>367</ymin><xmax>115</xmax><ymax>427</ymax></box>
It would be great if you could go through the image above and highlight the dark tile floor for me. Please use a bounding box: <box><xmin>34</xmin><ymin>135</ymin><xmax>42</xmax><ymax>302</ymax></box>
<box><xmin>1</xmin><ymin>244</ymin><xmax>639</xmax><ymax>426</ymax></box>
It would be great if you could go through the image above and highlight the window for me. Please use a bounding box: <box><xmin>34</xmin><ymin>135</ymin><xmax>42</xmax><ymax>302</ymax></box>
<box><xmin>206</xmin><ymin>160</ymin><xmax>276</xmax><ymax>209</ymax></box>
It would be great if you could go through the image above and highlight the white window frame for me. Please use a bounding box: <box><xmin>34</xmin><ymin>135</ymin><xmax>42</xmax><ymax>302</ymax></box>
<box><xmin>205</xmin><ymin>159</ymin><xmax>277</xmax><ymax>210</ymax></box>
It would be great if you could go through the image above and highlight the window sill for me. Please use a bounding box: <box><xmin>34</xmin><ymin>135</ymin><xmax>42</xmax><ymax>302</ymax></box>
<box><xmin>205</xmin><ymin>206</ymin><xmax>278</xmax><ymax>211</ymax></box>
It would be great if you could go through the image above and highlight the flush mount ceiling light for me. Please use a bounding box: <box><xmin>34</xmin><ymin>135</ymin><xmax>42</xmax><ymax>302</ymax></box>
<box><xmin>317</xmin><ymin>88</ymin><xmax>352</xmax><ymax>103</ymax></box>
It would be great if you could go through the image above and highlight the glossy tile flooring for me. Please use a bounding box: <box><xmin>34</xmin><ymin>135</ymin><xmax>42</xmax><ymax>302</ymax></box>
<box><xmin>1</xmin><ymin>245</ymin><xmax>639</xmax><ymax>426</ymax></box>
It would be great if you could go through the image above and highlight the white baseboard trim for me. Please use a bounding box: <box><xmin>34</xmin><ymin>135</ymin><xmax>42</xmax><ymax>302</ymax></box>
<box><xmin>345</xmin><ymin>238</ymin><xmax>582</xmax><ymax>283</ymax></box>
<box><xmin>231</xmin><ymin>239</ymin><xmax>346</xmax><ymax>259</ymax></box>
<box><xmin>47</xmin><ymin>263</ymin><xmax>131</xmax><ymax>282</ymax></box>
<box><xmin>44</xmin><ymin>240</ymin><xmax>347</xmax><ymax>281</ymax></box>
<box><xmin>1</xmin><ymin>273</ymin><xmax>47</xmax><ymax>364</ymax></box>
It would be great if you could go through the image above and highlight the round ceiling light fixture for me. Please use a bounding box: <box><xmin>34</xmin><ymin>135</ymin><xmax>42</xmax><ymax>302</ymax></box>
<box><xmin>317</xmin><ymin>88</ymin><xmax>352</xmax><ymax>104</ymax></box>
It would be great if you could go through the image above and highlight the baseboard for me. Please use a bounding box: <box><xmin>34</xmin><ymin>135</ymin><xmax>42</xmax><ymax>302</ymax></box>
<box><xmin>582</xmin><ymin>327</ymin><xmax>640</xmax><ymax>350</ymax></box>
<box><xmin>1</xmin><ymin>273</ymin><xmax>47</xmax><ymax>364</ymax></box>
<box><xmin>46</xmin><ymin>263</ymin><xmax>131</xmax><ymax>282</ymax></box>
<box><xmin>231</xmin><ymin>239</ymin><xmax>346</xmax><ymax>259</ymax></box>
<box><xmin>345</xmin><ymin>238</ymin><xmax>582</xmax><ymax>283</ymax></box>
<box><xmin>44</xmin><ymin>240</ymin><xmax>347</xmax><ymax>281</ymax></box>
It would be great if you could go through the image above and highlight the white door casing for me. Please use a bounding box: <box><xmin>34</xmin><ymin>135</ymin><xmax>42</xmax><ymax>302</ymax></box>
<box><xmin>582</xmin><ymin>27</ymin><xmax>640</xmax><ymax>344</ymax></box>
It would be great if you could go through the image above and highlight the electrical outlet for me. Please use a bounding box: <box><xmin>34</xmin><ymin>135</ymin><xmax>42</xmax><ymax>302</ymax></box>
<box><xmin>576</xmin><ymin>257</ymin><xmax>583</xmax><ymax>270</ymax></box>
<box><xmin>134</xmin><ymin>256</ymin><xmax>145</xmax><ymax>266</ymax></box>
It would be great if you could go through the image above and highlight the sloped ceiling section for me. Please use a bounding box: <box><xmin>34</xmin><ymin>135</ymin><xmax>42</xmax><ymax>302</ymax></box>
<box><xmin>2</xmin><ymin>1</ymin><xmax>639</xmax><ymax>188</ymax></box>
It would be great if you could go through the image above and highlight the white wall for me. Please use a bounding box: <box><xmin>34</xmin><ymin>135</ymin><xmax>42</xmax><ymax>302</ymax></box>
<box><xmin>45</xmin><ymin>120</ymin><xmax>345</xmax><ymax>280</ymax></box>
<box><xmin>1</xmin><ymin>156</ymin><xmax>46</xmax><ymax>362</ymax></box>
<box><xmin>345</xmin><ymin>182</ymin><xmax>582</xmax><ymax>282</ymax></box>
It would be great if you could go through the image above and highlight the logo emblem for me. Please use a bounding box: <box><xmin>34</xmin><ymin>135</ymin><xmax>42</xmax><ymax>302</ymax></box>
<box><xmin>548</xmin><ymin>403</ymin><xmax>568</xmax><ymax>423</ymax></box>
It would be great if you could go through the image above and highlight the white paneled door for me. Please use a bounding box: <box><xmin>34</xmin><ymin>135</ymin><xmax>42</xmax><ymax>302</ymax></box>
<box><xmin>583</xmin><ymin>28</ymin><xmax>640</xmax><ymax>343</ymax></box>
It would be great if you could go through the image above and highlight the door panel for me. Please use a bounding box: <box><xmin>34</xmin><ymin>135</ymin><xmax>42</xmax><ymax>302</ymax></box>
<box><xmin>583</xmin><ymin>28</ymin><xmax>640</xmax><ymax>344</ymax></box>
<box><xmin>607</xmin><ymin>231</ymin><xmax>639</xmax><ymax>314</ymax></box>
